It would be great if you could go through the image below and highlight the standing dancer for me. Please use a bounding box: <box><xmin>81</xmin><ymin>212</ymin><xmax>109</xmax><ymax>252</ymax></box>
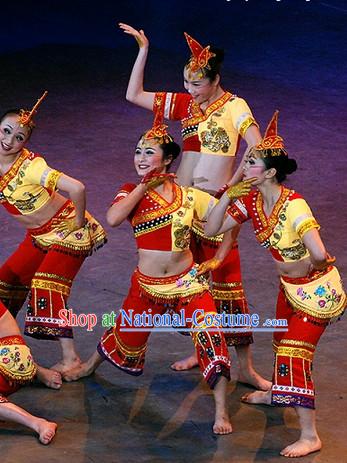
<box><xmin>204</xmin><ymin>111</ymin><xmax>346</xmax><ymax>457</ymax></box>
<box><xmin>64</xmin><ymin>122</ymin><xmax>233</xmax><ymax>434</ymax></box>
<box><xmin>0</xmin><ymin>92</ymin><xmax>107</xmax><ymax>373</ymax></box>
<box><xmin>118</xmin><ymin>24</ymin><xmax>269</xmax><ymax>390</ymax></box>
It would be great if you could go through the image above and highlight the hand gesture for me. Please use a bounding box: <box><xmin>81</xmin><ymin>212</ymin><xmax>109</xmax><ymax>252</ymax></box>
<box><xmin>140</xmin><ymin>169</ymin><xmax>176</xmax><ymax>190</ymax></box>
<box><xmin>52</xmin><ymin>217</ymin><xmax>82</xmax><ymax>239</ymax></box>
<box><xmin>119</xmin><ymin>23</ymin><xmax>149</xmax><ymax>49</ymax></box>
<box><xmin>226</xmin><ymin>177</ymin><xmax>257</xmax><ymax>201</ymax></box>
<box><xmin>197</xmin><ymin>257</ymin><xmax>223</xmax><ymax>276</ymax></box>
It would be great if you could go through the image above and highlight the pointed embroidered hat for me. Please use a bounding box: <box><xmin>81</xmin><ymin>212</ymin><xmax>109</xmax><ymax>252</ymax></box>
<box><xmin>18</xmin><ymin>91</ymin><xmax>48</xmax><ymax>128</ymax></box>
<box><xmin>143</xmin><ymin>123</ymin><xmax>172</xmax><ymax>142</ymax></box>
<box><xmin>255</xmin><ymin>110</ymin><xmax>287</xmax><ymax>156</ymax></box>
<box><xmin>143</xmin><ymin>109</ymin><xmax>173</xmax><ymax>144</ymax></box>
<box><xmin>184</xmin><ymin>32</ymin><xmax>215</xmax><ymax>73</ymax></box>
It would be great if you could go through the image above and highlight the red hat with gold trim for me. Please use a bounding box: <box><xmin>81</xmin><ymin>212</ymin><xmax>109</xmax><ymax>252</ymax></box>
<box><xmin>143</xmin><ymin>110</ymin><xmax>173</xmax><ymax>144</ymax></box>
<box><xmin>18</xmin><ymin>91</ymin><xmax>48</xmax><ymax>129</ymax></box>
<box><xmin>255</xmin><ymin>110</ymin><xmax>287</xmax><ymax>156</ymax></box>
<box><xmin>184</xmin><ymin>32</ymin><xmax>215</xmax><ymax>74</ymax></box>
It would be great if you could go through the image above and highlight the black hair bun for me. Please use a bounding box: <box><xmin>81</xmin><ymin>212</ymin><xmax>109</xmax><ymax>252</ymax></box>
<box><xmin>209</xmin><ymin>47</ymin><xmax>224</xmax><ymax>65</ymax></box>
<box><xmin>285</xmin><ymin>158</ymin><xmax>297</xmax><ymax>175</ymax></box>
<box><xmin>168</xmin><ymin>141</ymin><xmax>181</xmax><ymax>160</ymax></box>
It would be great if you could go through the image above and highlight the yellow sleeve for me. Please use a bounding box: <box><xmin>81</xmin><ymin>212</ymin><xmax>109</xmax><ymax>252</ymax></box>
<box><xmin>229</xmin><ymin>97</ymin><xmax>259</xmax><ymax>138</ymax></box>
<box><xmin>193</xmin><ymin>189</ymin><xmax>218</xmax><ymax>221</ymax></box>
<box><xmin>24</xmin><ymin>157</ymin><xmax>63</xmax><ymax>190</ymax></box>
<box><xmin>286</xmin><ymin>198</ymin><xmax>320</xmax><ymax>239</ymax></box>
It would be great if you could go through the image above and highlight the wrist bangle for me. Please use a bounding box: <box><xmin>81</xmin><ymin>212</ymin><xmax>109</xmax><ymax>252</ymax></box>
<box><xmin>226</xmin><ymin>189</ymin><xmax>235</xmax><ymax>201</ymax></box>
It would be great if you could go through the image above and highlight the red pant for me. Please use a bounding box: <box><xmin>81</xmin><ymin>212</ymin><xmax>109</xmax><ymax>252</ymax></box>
<box><xmin>0</xmin><ymin>233</ymin><xmax>85</xmax><ymax>339</ymax></box>
<box><xmin>271</xmin><ymin>286</ymin><xmax>326</xmax><ymax>409</ymax></box>
<box><xmin>98</xmin><ymin>270</ymin><xmax>231</xmax><ymax>389</ymax></box>
<box><xmin>190</xmin><ymin>233</ymin><xmax>253</xmax><ymax>347</ymax></box>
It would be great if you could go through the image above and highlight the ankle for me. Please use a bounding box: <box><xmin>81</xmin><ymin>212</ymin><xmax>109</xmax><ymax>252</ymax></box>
<box><xmin>300</xmin><ymin>430</ymin><xmax>320</xmax><ymax>441</ymax></box>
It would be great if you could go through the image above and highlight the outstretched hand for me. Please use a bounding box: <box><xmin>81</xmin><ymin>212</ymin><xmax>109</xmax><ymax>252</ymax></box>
<box><xmin>119</xmin><ymin>23</ymin><xmax>149</xmax><ymax>48</ymax></box>
<box><xmin>140</xmin><ymin>168</ymin><xmax>176</xmax><ymax>189</ymax></box>
<box><xmin>226</xmin><ymin>177</ymin><xmax>257</xmax><ymax>201</ymax></box>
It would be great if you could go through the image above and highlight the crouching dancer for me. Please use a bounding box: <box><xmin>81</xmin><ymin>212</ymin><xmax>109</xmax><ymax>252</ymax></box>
<box><xmin>0</xmin><ymin>301</ymin><xmax>57</xmax><ymax>444</ymax></box>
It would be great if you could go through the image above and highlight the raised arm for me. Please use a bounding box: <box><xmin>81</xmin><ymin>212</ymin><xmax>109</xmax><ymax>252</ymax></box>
<box><xmin>119</xmin><ymin>23</ymin><xmax>156</xmax><ymax>110</ymax></box>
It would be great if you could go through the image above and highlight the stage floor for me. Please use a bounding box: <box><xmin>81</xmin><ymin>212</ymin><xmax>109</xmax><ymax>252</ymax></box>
<box><xmin>0</xmin><ymin>38</ymin><xmax>346</xmax><ymax>462</ymax></box>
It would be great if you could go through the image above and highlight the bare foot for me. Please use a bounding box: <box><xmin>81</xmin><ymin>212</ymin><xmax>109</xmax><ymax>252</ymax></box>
<box><xmin>238</xmin><ymin>370</ymin><xmax>272</xmax><ymax>391</ymax></box>
<box><xmin>280</xmin><ymin>437</ymin><xmax>322</xmax><ymax>458</ymax></box>
<box><xmin>213</xmin><ymin>415</ymin><xmax>233</xmax><ymax>435</ymax></box>
<box><xmin>36</xmin><ymin>419</ymin><xmax>57</xmax><ymax>445</ymax></box>
<box><xmin>170</xmin><ymin>353</ymin><xmax>198</xmax><ymax>371</ymax></box>
<box><xmin>62</xmin><ymin>362</ymin><xmax>94</xmax><ymax>382</ymax></box>
<box><xmin>36</xmin><ymin>366</ymin><xmax>62</xmax><ymax>390</ymax></box>
<box><xmin>51</xmin><ymin>357</ymin><xmax>81</xmax><ymax>374</ymax></box>
<box><xmin>241</xmin><ymin>389</ymin><xmax>272</xmax><ymax>405</ymax></box>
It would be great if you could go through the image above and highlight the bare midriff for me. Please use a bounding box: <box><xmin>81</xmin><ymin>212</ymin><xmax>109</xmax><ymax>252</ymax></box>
<box><xmin>10</xmin><ymin>192</ymin><xmax>69</xmax><ymax>229</ymax></box>
<box><xmin>176</xmin><ymin>150</ymin><xmax>236</xmax><ymax>194</ymax></box>
<box><xmin>274</xmin><ymin>256</ymin><xmax>312</xmax><ymax>278</ymax></box>
<box><xmin>138</xmin><ymin>248</ymin><xmax>193</xmax><ymax>277</ymax></box>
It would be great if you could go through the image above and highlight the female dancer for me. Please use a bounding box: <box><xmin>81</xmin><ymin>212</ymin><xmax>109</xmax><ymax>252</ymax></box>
<box><xmin>0</xmin><ymin>92</ymin><xmax>107</xmax><ymax>373</ymax></box>
<box><xmin>64</xmin><ymin>121</ymin><xmax>233</xmax><ymax>434</ymax></box>
<box><xmin>204</xmin><ymin>111</ymin><xmax>346</xmax><ymax>457</ymax></box>
<box><xmin>118</xmin><ymin>23</ymin><xmax>269</xmax><ymax>390</ymax></box>
<box><xmin>0</xmin><ymin>300</ymin><xmax>57</xmax><ymax>444</ymax></box>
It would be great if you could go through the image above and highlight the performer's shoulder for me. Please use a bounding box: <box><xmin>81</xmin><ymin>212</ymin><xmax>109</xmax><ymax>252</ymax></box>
<box><xmin>285</xmin><ymin>188</ymin><xmax>303</xmax><ymax>201</ymax></box>
<box><xmin>22</xmin><ymin>148</ymin><xmax>44</xmax><ymax>162</ymax></box>
<box><xmin>118</xmin><ymin>182</ymin><xmax>137</xmax><ymax>193</ymax></box>
<box><xmin>226</xmin><ymin>94</ymin><xmax>250</xmax><ymax>106</ymax></box>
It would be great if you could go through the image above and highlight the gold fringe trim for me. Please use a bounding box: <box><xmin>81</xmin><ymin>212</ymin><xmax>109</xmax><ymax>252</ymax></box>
<box><xmin>256</xmin><ymin>187</ymin><xmax>291</xmax><ymax>242</ymax></box>
<box><xmin>277</xmin><ymin>346</ymin><xmax>314</xmax><ymax>362</ymax></box>
<box><xmin>212</xmin><ymin>289</ymin><xmax>245</xmax><ymax>300</ymax></box>
<box><xmin>46</xmin><ymin>170</ymin><xmax>62</xmax><ymax>190</ymax></box>
<box><xmin>0</xmin><ymin>338</ymin><xmax>37</xmax><ymax>384</ymax></box>
<box><xmin>34</xmin><ymin>272</ymin><xmax>72</xmax><ymax>284</ymax></box>
<box><xmin>192</xmin><ymin>222</ymin><xmax>223</xmax><ymax>243</ymax></box>
<box><xmin>31</xmin><ymin>279</ymin><xmax>70</xmax><ymax>296</ymax></box>
<box><xmin>279</xmin><ymin>339</ymin><xmax>316</xmax><ymax>350</ymax></box>
<box><xmin>0</xmin><ymin>149</ymin><xmax>30</xmax><ymax>191</ymax></box>
<box><xmin>285</xmin><ymin>289</ymin><xmax>346</xmax><ymax>320</ymax></box>
<box><xmin>212</xmin><ymin>281</ymin><xmax>242</xmax><ymax>288</ymax></box>
<box><xmin>131</xmin><ymin>184</ymin><xmax>182</xmax><ymax>226</ymax></box>
<box><xmin>139</xmin><ymin>282</ymin><xmax>205</xmax><ymax>302</ymax></box>
<box><xmin>297</xmin><ymin>219</ymin><xmax>320</xmax><ymax>239</ymax></box>
<box><xmin>105</xmin><ymin>330</ymin><xmax>147</xmax><ymax>357</ymax></box>
<box><xmin>239</xmin><ymin>117</ymin><xmax>258</xmax><ymax>138</ymax></box>
<box><xmin>182</xmin><ymin>92</ymin><xmax>233</xmax><ymax>127</ymax></box>
<box><xmin>0</xmin><ymin>364</ymin><xmax>37</xmax><ymax>384</ymax></box>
